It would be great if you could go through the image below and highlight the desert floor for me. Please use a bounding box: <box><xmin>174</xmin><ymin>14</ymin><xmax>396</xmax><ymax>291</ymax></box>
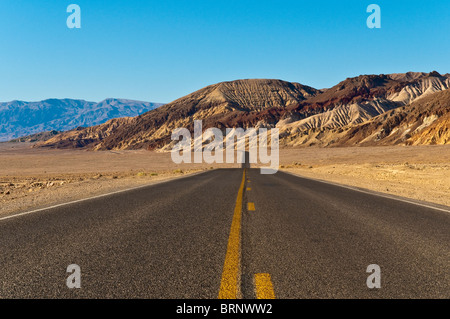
<box><xmin>0</xmin><ymin>143</ymin><xmax>449</xmax><ymax>216</ymax></box>
<box><xmin>280</xmin><ymin>145</ymin><xmax>450</xmax><ymax>208</ymax></box>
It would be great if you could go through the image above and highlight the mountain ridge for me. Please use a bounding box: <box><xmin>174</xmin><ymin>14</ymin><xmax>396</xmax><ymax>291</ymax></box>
<box><xmin>0</xmin><ymin>98</ymin><xmax>164</xmax><ymax>142</ymax></box>
<box><xmin>35</xmin><ymin>72</ymin><xmax>450</xmax><ymax>150</ymax></box>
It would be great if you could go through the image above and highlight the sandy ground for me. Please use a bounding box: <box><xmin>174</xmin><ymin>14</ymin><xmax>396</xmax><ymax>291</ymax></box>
<box><xmin>1</xmin><ymin>143</ymin><xmax>449</xmax><ymax>216</ymax></box>
<box><xmin>279</xmin><ymin>145</ymin><xmax>450</xmax><ymax>207</ymax></box>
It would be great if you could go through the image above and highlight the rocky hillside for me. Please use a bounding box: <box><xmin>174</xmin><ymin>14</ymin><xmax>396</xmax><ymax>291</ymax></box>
<box><xmin>341</xmin><ymin>88</ymin><xmax>450</xmax><ymax>146</ymax></box>
<box><xmin>38</xmin><ymin>79</ymin><xmax>319</xmax><ymax>150</ymax></box>
<box><xmin>0</xmin><ymin>98</ymin><xmax>163</xmax><ymax>142</ymax></box>
<box><xmin>282</xmin><ymin>88</ymin><xmax>450</xmax><ymax>147</ymax></box>
<box><xmin>37</xmin><ymin>72</ymin><xmax>450</xmax><ymax>150</ymax></box>
<box><xmin>8</xmin><ymin>130</ymin><xmax>62</xmax><ymax>143</ymax></box>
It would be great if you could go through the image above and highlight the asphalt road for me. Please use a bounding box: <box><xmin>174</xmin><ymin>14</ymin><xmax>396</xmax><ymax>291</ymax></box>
<box><xmin>0</xmin><ymin>168</ymin><xmax>449</xmax><ymax>298</ymax></box>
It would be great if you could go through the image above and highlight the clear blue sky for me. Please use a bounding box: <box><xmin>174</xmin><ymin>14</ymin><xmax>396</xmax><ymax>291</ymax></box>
<box><xmin>0</xmin><ymin>0</ymin><xmax>449</xmax><ymax>103</ymax></box>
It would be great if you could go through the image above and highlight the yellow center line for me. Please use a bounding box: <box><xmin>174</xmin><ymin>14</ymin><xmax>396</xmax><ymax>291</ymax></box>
<box><xmin>219</xmin><ymin>169</ymin><xmax>246</xmax><ymax>299</ymax></box>
<box><xmin>247</xmin><ymin>202</ymin><xmax>255</xmax><ymax>211</ymax></box>
<box><xmin>254</xmin><ymin>273</ymin><xmax>276</xmax><ymax>299</ymax></box>
<box><xmin>247</xmin><ymin>187</ymin><xmax>251</xmax><ymax>191</ymax></box>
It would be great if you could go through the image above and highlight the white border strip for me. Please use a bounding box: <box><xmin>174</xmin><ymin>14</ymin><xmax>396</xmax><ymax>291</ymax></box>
<box><xmin>0</xmin><ymin>170</ymin><xmax>208</xmax><ymax>222</ymax></box>
<box><xmin>282</xmin><ymin>170</ymin><xmax>450</xmax><ymax>214</ymax></box>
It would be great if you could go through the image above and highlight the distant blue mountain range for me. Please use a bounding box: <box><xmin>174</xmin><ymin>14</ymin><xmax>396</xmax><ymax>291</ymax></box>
<box><xmin>0</xmin><ymin>98</ymin><xmax>164</xmax><ymax>142</ymax></box>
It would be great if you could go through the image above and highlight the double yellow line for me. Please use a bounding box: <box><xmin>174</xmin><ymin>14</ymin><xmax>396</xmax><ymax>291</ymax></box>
<box><xmin>218</xmin><ymin>169</ymin><xmax>275</xmax><ymax>299</ymax></box>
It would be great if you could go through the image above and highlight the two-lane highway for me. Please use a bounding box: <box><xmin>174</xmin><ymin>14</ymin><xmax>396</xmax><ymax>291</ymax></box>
<box><xmin>0</xmin><ymin>168</ymin><xmax>449</xmax><ymax>298</ymax></box>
